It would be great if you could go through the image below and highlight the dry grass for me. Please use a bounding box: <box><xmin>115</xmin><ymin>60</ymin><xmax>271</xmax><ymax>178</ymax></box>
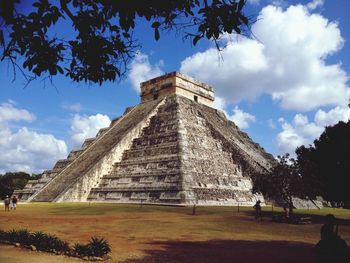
<box><xmin>1</xmin><ymin>203</ymin><xmax>350</xmax><ymax>262</ymax></box>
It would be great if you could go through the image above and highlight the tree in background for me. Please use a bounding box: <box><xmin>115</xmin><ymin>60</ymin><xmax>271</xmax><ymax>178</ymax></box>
<box><xmin>296</xmin><ymin>120</ymin><xmax>350</xmax><ymax>206</ymax></box>
<box><xmin>252</xmin><ymin>154</ymin><xmax>303</xmax><ymax>214</ymax></box>
<box><xmin>0</xmin><ymin>0</ymin><xmax>250</xmax><ymax>85</ymax></box>
<box><xmin>0</xmin><ymin>172</ymin><xmax>34</xmax><ymax>199</ymax></box>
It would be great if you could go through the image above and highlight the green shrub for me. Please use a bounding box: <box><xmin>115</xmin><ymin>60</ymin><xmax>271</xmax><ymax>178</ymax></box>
<box><xmin>6</xmin><ymin>229</ymin><xmax>19</xmax><ymax>243</ymax></box>
<box><xmin>31</xmin><ymin>231</ymin><xmax>49</xmax><ymax>250</ymax></box>
<box><xmin>46</xmin><ymin>235</ymin><xmax>69</xmax><ymax>252</ymax></box>
<box><xmin>16</xmin><ymin>229</ymin><xmax>31</xmax><ymax>245</ymax></box>
<box><xmin>74</xmin><ymin>237</ymin><xmax>111</xmax><ymax>258</ymax></box>
<box><xmin>0</xmin><ymin>228</ymin><xmax>110</xmax><ymax>258</ymax></box>
<box><xmin>73</xmin><ymin>243</ymin><xmax>91</xmax><ymax>256</ymax></box>
<box><xmin>31</xmin><ymin>231</ymin><xmax>69</xmax><ymax>252</ymax></box>
<box><xmin>0</xmin><ymin>229</ymin><xmax>6</xmax><ymax>241</ymax></box>
<box><xmin>87</xmin><ymin>237</ymin><xmax>111</xmax><ymax>257</ymax></box>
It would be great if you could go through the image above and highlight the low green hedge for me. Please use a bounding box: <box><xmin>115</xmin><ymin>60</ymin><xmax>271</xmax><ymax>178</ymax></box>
<box><xmin>0</xmin><ymin>228</ymin><xmax>111</xmax><ymax>259</ymax></box>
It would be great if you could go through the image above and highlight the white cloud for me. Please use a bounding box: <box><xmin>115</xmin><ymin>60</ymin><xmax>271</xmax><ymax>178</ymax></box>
<box><xmin>0</xmin><ymin>102</ymin><xmax>67</xmax><ymax>174</ymax></box>
<box><xmin>128</xmin><ymin>52</ymin><xmax>164</xmax><ymax>92</ymax></box>
<box><xmin>213</xmin><ymin>97</ymin><xmax>256</xmax><ymax>129</ymax></box>
<box><xmin>268</xmin><ymin>119</ymin><xmax>276</xmax><ymax>129</ymax></box>
<box><xmin>276</xmin><ymin>114</ymin><xmax>323</xmax><ymax>155</ymax></box>
<box><xmin>0</xmin><ymin>101</ymin><xmax>35</xmax><ymax>122</ymax></box>
<box><xmin>62</xmin><ymin>102</ymin><xmax>82</xmax><ymax>112</ymax></box>
<box><xmin>314</xmin><ymin>106</ymin><xmax>350</xmax><ymax>127</ymax></box>
<box><xmin>228</xmin><ymin>106</ymin><xmax>256</xmax><ymax>129</ymax></box>
<box><xmin>70</xmin><ymin>114</ymin><xmax>111</xmax><ymax>147</ymax></box>
<box><xmin>213</xmin><ymin>96</ymin><xmax>227</xmax><ymax>112</ymax></box>
<box><xmin>276</xmin><ymin>118</ymin><xmax>307</xmax><ymax>155</ymax></box>
<box><xmin>180</xmin><ymin>3</ymin><xmax>349</xmax><ymax>112</ymax></box>
<box><xmin>276</xmin><ymin>106</ymin><xmax>350</xmax><ymax>155</ymax></box>
<box><xmin>307</xmin><ymin>0</ymin><xmax>324</xmax><ymax>11</ymax></box>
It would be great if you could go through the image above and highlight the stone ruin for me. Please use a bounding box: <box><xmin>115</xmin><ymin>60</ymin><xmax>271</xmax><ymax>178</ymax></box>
<box><xmin>15</xmin><ymin>72</ymin><xmax>275</xmax><ymax>205</ymax></box>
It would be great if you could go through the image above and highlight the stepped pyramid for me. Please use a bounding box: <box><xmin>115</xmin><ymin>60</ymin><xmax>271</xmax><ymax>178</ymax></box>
<box><xmin>15</xmin><ymin>72</ymin><xmax>275</xmax><ymax>205</ymax></box>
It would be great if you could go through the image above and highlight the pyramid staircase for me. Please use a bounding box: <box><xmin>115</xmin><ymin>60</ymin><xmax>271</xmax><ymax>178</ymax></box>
<box><xmin>88</xmin><ymin>96</ymin><xmax>183</xmax><ymax>203</ymax></box>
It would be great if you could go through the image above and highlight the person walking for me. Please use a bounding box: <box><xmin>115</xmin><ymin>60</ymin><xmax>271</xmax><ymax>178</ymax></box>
<box><xmin>253</xmin><ymin>200</ymin><xmax>262</xmax><ymax>221</ymax></box>
<box><xmin>4</xmin><ymin>195</ymin><xmax>10</xmax><ymax>211</ymax></box>
<box><xmin>11</xmin><ymin>195</ymin><xmax>18</xmax><ymax>210</ymax></box>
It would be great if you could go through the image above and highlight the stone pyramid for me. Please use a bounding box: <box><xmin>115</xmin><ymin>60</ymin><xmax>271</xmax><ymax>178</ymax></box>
<box><xmin>15</xmin><ymin>72</ymin><xmax>275</xmax><ymax>205</ymax></box>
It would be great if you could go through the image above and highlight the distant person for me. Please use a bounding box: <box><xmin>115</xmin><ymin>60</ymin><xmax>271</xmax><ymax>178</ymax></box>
<box><xmin>283</xmin><ymin>205</ymin><xmax>290</xmax><ymax>221</ymax></box>
<box><xmin>316</xmin><ymin>214</ymin><xmax>349</xmax><ymax>262</ymax></box>
<box><xmin>4</xmin><ymin>195</ymin><xmax>10</xmax><ymax>211</ymax></box>
<box><xmin>253</xmin><ymin>200</ymin><xmax>262</xmax><ymax>221</ymax></box>
<box><xmin>11</xmin><ymin>195</ymin><xmax>18</xmax><ymax>210</ymax></box>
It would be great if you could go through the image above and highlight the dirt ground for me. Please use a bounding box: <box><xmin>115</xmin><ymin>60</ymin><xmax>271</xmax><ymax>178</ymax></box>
<box><xmin>1</xmin><ymin>203</ymin><xmax>350</xmax><ymax>262</ymax></box>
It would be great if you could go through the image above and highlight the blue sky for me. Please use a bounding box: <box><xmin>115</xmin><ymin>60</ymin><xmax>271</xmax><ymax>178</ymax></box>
<box><xmin>1</xmin><ymin>0</ymin><xmax>349</xmax><ymax>173</ymax></box>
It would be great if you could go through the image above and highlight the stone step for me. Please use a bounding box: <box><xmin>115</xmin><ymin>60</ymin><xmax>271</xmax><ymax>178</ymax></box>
<box><xmin>53</xmin><ymin>159</ymin><xmax>73</xmax><ymax>170</ymax></box>
<box><xmin>131</xmin><ymin>132</ymin><xmax>178</xmax><ymax>148</ymax></box>
<box><xmin>112</xmin><ymin>161</ymin><xmax>181</xmax><ymax>174</ymax></box>
<box><xmin>100</xmin><ymin>174</ymin><xmax>180</xmax><ymax>183</ymax></box>
<box><xmin>67</xmin><ymin>149</ymin><xmax>84</xmax><ymax>160</ymax></box>
<box><xmin>14</xmin><ymin>189</ymin><xmax>36</xmax><ymax>194</ymax></box>
<box><xmin>90</xmin><ymin>185</ymin><xmax>182</xmax><ymax>192</ymax></box>
<box><xmin>124</xmin><ymin>141</ymin><xmax>178</xmax><ymax>153</ymax></box>
<box><xmin>133</xmin><ymin>130</ymin><xmax>178</xmax><ymax>140</ymax></box>
<box><xmin>96</xmin><ymin>127</ymin><xmax>109</xmax><ymax>138</ymax></box>
<box><xmin>113</xmin><ymin>154</ymin><xmax>180</xmax><ymax>167</ymax></box>
<box><xmin>109</xmin><ymin>116</ymin><xmax>121</xmax><ymax>127</ymax></box>
<box><xmin>81</xmin><ymin>138</ymin><xmax>95</xmax><ymax>149</ymax></box>
<box><xmin>105</xmin><ymin>168</ymin><xmax>181</xmax><ymax>178</ymax></box>
<box><xmin>122</xmin><ymin>143</ymin><xmax>179</xmax><ymax>160</ymax></box>
<box><xmin>141</xmin><ymin>123</ymin><xmax>178</xmax><ymax>135</ymax></box>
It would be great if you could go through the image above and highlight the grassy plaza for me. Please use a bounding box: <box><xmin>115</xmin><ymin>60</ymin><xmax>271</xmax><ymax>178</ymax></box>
<box><xmin>1</xmin><ymin>203</ymin><xmax>350</xmax><ymax>262</ymax></box>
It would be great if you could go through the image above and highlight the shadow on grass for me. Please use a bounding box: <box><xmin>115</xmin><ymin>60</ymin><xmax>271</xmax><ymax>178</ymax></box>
<box><xmin>243</xmin><ymin>211</ymin><xmax>350</xmax><ymax>227</ymax></box>
<box><xmin>122</xmin><ymin>239</ymin><xmax>318</xmax><ymax>263</ymax></box>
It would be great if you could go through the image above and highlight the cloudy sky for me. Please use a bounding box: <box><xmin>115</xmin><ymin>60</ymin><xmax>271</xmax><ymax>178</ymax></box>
<box><xmin>1</xmin><ymin>0</ymin><xmax>349</xmax><ymax>174</ymax></box>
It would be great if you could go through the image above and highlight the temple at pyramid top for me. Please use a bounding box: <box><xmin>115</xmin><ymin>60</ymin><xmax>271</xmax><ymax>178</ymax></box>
<box><xmin>140</xmin><ymin>72</ymin><xmax>214</xmax><ymax>107</ymax></box>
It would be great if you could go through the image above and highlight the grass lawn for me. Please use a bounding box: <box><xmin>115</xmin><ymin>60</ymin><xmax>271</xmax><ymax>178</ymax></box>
<box><xmin>1</xmin><ymin>203</ymin><xmax>350</xmax><ymax>262</ymax></box>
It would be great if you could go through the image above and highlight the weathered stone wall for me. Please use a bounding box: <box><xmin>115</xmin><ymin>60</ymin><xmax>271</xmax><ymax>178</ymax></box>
<box><xmin>175</xmin><ymin>74</ymin><xmax>214</xmax><ymax>107</ymax></box>
<box><xmin>197</xmin><ymin>103</ymin><xmax>275</xmax><ymax>174</ymax></box>
<box><xmin>177</xmin><ymin>96</ymin><xmax>262</xmax><ymax>205</ymax></box>
<box><xmin>140</xmin><ymin>72</ymin><xmax>214</xmax><ymax>107</ymax></box>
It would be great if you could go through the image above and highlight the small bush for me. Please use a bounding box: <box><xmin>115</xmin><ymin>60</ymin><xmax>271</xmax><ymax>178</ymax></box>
<box><xmin>45</xmin><ymin>234</ymin><xmax>70</xmax><ymax>252</ymax></box>
<box><xmin>0</xmin><ymin>229</ymin><xmax>7</xmax><ymax>241</ymax></box>
<box><xmin>74</xmin><ymin>237</ymin><xmax>111</xmax><ymax>258</ymax></box>
<box><xmin>6</xmin><ymin>229</ymin><xmax>19</xmax><ymax>243</ymax></box>
<box><xmin>0</xmin><ymin>229</ymin><xmax>31</xmax><ymax>245</ymax></box>
<box><xmin>16</xmin><ymin>229</ymin><xmax>31</xmax><ymax>245</ymax></box>
<box><xmin>0</xmin><ymin>228</ymin><xmax>111</xmax><ymax>259</ymax></box>
<box><xmin>73</xmin><ymin>243</ymin><xmax>91</xmax><ymax>256</ymax></box>
<box><xmin>32</xmin><ymin>231</ymin><xmax>49</xmax><ymax>251</ymax></box>
<box><xmin>31</xmin><ymin>231</ymin><xmax>69</xmax><ymax>252</ymax></box>
<box><xmin>87</xmin><ymin>237</ymin><xmax>111</xmax><ymax>257</ymax></box>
